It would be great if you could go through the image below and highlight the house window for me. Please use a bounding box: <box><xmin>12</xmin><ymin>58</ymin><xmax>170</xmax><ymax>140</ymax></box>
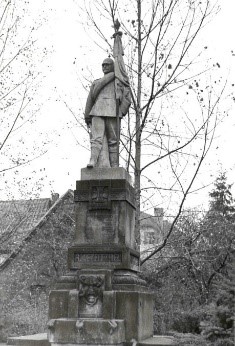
<box><xmin>144</xmin><ymin>231</ymin><xmax>155</xmax><ymax>244</ymax></box>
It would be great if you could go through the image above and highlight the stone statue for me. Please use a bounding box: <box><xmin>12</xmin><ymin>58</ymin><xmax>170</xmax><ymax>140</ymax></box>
<box><xmin>84</xmin><ymin>21</ymin><xmax>131</xmax><ymax>168</ymax></box>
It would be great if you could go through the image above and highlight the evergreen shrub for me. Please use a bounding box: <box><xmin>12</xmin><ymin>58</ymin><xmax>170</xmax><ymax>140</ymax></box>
<box><xmin>213</xmin><ymin>339</ymin><xmax>234</xmax><ymax>346</ymax></box>
<box><xmin>170</xmin><ymin>308</ymin><xmax>205</xmax><ymax>334</ymax></box>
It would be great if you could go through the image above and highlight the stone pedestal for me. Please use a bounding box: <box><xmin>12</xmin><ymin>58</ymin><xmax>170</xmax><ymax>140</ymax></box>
<box><xmin>47</xmin><ymin>168</ymin><xmax>155</xmax><ymax>346</ymax></box>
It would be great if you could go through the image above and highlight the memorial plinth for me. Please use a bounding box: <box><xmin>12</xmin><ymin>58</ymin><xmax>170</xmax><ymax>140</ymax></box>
<box><xmin>47</xmin><ymin>168</ymin><xmax>154</xmax><ymax>346</ymax></box>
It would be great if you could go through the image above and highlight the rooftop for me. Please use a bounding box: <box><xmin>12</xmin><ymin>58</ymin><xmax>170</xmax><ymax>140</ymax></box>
<box><xmin>0</xmin><ymin>198</ymin><xmax>52</xmax><ymax>262</ymax></box>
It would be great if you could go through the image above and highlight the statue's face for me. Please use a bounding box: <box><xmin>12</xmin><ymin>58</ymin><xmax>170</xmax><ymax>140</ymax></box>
<box><xmin>102</xmin><ymin>59</ymin><xmax>114</xmax><ymax>74</ymax></box>
<box><xmin>79</xmin><ymin>275</ymin><xmax>104</xmax><ymax>307</ymax></box>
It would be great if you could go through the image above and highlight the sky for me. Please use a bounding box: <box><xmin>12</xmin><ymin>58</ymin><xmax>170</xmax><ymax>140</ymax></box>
<box><xmin>1</xmin><ymin>0</ymin><xmax>235</xmax><ymax>214</ymax></box>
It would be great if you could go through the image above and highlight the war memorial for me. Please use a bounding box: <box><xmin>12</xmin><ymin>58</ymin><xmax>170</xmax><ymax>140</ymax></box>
<box><xmin>7</xmin><ymin>20</ymin><xmax>175</xmax><ymax>346</ymax></box>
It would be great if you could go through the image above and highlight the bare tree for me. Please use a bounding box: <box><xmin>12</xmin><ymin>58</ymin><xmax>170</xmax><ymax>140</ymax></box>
<box><xmin>0</xmin><ymin>0</ymin><xmax>47</xmax><ymax>177</ymax></box>
<box><xmin>145</xmin><ymin>172</ymin><xmax>235</xmax><ymax>304</ymax></box>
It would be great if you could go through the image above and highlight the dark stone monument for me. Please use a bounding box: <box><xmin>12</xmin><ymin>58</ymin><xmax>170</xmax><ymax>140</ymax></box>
<box><xmin>46</xmin><ymin>20</ymin><xmax>176</xmax><ymax>346</ymax></box>
<box><xmin>7</xmin><ymin>19</ymin><xmax>176</xmax><ymax>346</ymax></box>
<box><xmin>47</xmin><ymin>168</ymin><xmax>154</xmax><ymax>346</ymax></box>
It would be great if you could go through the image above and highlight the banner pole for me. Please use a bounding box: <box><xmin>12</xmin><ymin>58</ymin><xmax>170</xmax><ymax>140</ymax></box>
<box><xmin>116</xmin><ymin>97</ymin><xmax>120</xmax><ymax>166</ymax></box>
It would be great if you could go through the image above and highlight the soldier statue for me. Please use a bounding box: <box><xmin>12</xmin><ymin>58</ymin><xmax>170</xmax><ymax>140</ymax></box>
<box><xmin>84</xmin><ymin>20</ymin><xmax>131</xmax><ymax>168</ymax></box>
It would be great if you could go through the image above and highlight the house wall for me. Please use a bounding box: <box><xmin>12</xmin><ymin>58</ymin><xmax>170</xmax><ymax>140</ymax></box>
<box><xmin>0</xmin><ymin>192</ymin><xmax>75</xmax><ymax>342</ymax></box>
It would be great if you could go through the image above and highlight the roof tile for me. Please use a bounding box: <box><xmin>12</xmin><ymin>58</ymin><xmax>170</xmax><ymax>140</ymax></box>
<box><xmin>0</xmin><ymin>198</ymin><xmax>51</xmax><ymax>252</ymax></box>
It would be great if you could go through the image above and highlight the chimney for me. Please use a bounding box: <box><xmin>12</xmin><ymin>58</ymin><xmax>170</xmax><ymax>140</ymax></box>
<box><xmin>51</xmin><ymin>193</ymin><xmax>59</xmax><ymax>205</ymax></box>
<box><xmin>154</xmin><ymin>207</ymin><xmax>164</xmax><ymax>228</ymax></box>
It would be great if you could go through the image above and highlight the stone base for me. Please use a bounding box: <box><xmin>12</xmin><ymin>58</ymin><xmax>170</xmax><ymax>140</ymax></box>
<box><xmin>81</xmin><ymin>167</ymin><xmax>133</xmax><ymax>185</ymax></box>
<box><xmin>48</xmin><ymin>318</ymin><xmax>125</xmax><ymax>345</ymax></box>
<box><xmin>74</xmin><ymin>180</ymin><xmax>136</xmax><ymax>251</ymax></box>
<box><xmin>112</xmin><ymin>270</ymin><xmax>147</xmax><ymax>291</ymax></box>
<box><xmin>49</xmin><ymin>287</ymin><xmax>153</xmax><ymax>343</ymax></box>
<box><xmin>44</xmin><ymin>168</ymin><xmax>160</xmax><ymax>346</ymax></box>
<box><xmin>114</xmin><ymin>291</ymin><xmax>153</xmax><ymax>341</ymax></box>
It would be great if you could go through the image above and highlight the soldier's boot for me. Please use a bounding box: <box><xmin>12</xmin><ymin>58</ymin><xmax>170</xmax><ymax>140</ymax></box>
<box><xmin>109</xmin><ymin>152</ymin><xmax>119</xmax><ymax>168</ymax></box>
<box><xmin>87</xmin><ymin>148</ymin><xmax>100</xmax><ymax>168</ymax></box>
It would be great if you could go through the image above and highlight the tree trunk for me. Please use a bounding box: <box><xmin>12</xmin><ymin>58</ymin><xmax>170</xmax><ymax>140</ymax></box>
<box><xmin>134</xmin><ymin>0</ymin><xmax>142</xmax><ymax>248</ymax></box>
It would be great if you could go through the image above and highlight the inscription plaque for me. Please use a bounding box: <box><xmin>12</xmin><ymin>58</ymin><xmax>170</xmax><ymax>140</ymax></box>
<box><xmin>86</xmin><ymin>210</ymin><xmax>114</xmax><ymax>242</ymax></box>
<box><xmin>74</xmin><ymin>252</ymin><xmax>122</xmax><ymax>264</ymax></box>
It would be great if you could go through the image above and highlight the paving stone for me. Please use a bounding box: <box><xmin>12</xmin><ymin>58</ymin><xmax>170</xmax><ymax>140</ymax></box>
<box><xmin>7</xmin><ymin>333</ymin><xmax>50</xmax><ymax>346</ymax></box>
<box><xmin>138</xmin><ymin>336</ymin><xmax>176</xmax><ymax>346</ymax></box>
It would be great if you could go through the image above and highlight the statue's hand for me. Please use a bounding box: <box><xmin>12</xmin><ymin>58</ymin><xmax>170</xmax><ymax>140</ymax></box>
<box><xmin>85</xmin><ymin>117</ymin><xmax>91</xmax><ymax>126</ymax></box>
<box><xmin>114</xmin><ymin>19</ymin><xmax>121</xmax><ymax>31</ymax></box>
<box><xmin>112</xmin><ymin>31</ymin><xmax>122</xmax><ymax>39</ymax></box>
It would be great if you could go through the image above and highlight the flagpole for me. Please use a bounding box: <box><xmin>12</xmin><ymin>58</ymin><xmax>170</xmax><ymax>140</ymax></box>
<box><xmin>116</xmin><ymin>95</ymin><xmax>120</xmax><ymax>167</ymax></box>
<box><xmin>113</xmin><ymin>19</ymin><xmax>131</xmax><ymax>168</ymax></box>
<box><xmin>113</xmin><ymin>19</ymin><xmax>121</xmax><ymax>167</ymax></box>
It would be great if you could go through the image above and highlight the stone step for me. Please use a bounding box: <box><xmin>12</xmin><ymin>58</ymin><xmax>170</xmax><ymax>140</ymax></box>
<box><xmin>138</xmin><ymin>336</ymin><xmax>176</xmax><ymax>346</ymax></box>
<box><xmin>48</xmin><ymin>318</ymin><xmax>125</xmax><ymax>344</ymax></box>
<box><xmin>7</xmin><ymin>333</ymin><xmax>50</xmax><ymax>346</ymax></box>
<box><xmin>7</xmin><ymin>334</ymin><xmax>176</xmax><ymax>346</ymax></box>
